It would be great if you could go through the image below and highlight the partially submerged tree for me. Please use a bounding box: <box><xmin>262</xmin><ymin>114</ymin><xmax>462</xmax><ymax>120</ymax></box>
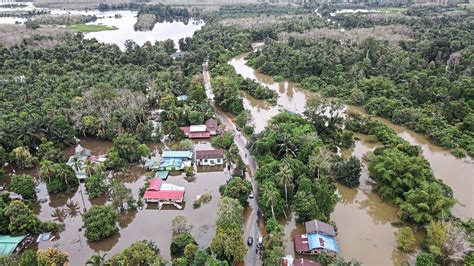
<box><xmin>82</xmin><ymin>205</ymin><xmax>117</xmax><ymax>242</ymax></box>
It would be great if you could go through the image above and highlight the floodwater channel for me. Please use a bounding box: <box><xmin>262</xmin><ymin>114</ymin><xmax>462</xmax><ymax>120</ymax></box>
<box><xmin>228</xmin><ymin>52</ymin><xmax>473</xmax><ymax>265</ymax></box>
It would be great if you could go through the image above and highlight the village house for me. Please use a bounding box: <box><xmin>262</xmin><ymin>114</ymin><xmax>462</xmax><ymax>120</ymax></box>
<box><xmin>180</xmin><ymin>118</ymin><xmax>220</xmax><ymax>139</ymax></box>
<box><xmin>294</xmin><ymin>233</ymin><xmax>339</xmax><ymax>256</ymax></box>
<box><xmin>66</xmin><ymin>144</ymin><xmax>106</xmax><ymax>181</ymax></box>
<box><xmin>143</xmin><ymin>178</ymin><xmax>185</xmax><ymax>208</ymax></box>
<box><xmin>158</xmin><ymin>151</ymin><xmax>193</xmax><ymax>171</ymax></box>
<box><xmin>195</xmin><ymin>149</ymin><xmax>224</xmax><ymax>166</ymax></box>
<box><xmin>294</xmin><ymin>219</ymin><xmax>339</xmax><ymax>256</ymax></box>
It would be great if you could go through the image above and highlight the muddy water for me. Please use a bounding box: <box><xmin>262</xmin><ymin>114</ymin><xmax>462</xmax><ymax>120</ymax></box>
<box><xmin>5</xmin><ymin>138</ymin><xmax>228</xmax><ymax>264</ymax></box>
<box><xmin>347</xmin><ymin>106</ymin><xmax>474</xmax><ymax>219</ymax></box>
<box><xmin>228</xmin><ymin>53</ymin><xmax>473</xmax><ymax>264</ymax></box>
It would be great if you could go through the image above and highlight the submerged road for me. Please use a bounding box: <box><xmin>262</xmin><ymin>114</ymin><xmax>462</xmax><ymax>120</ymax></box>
<box><xmin>203</xmin><ymin>62</ymin><xmax>262</xmax><ymax>266</ymax></box>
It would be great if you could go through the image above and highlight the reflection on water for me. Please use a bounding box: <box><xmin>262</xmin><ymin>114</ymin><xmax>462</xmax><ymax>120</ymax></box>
<box><xmin>229</xmin><ymin>53</ymin><xmax>471</xmax><ymax>265</ymax></box>
<box><xmin>82</xmin><ymin>10</ymin><xmax>204</xmax><ymax>50</ymax></box>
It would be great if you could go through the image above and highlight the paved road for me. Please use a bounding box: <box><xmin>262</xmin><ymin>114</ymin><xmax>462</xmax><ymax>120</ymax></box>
<box><xmin>203</xmin><ymin>62</ymin><xmax>262</xmax><ymax>266</ymax></box>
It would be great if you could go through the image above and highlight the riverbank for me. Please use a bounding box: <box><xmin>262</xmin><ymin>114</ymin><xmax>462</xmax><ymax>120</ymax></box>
<box><xmin>227</xmin><ymin>50</ymin><xmax>474</xmax><ymax>264</ymax></box>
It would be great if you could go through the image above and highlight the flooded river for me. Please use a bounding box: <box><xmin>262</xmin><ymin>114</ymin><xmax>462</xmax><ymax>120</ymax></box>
<box><xmin>228</xmin><ymin>52</ymin><xmax>473</xmax><ymax>265</ymax></box>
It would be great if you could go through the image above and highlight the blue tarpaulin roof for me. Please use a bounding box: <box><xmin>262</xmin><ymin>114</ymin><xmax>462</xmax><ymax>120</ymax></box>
<box><xmin>160</xmin><ymin>158</ymin><xmax>183</xmax><ymax>168</ymax></box>
<box><xmin>0</xmin><ymin>235</ymin><xmax>26</xmax><ymax>256</ymax></box>
<box><xmin>162</xmin><ymin>151</ymin><xmax>192</xmax><ymax>159</ymax></box>
<box><xmin>308</xmin><ymin>233</ymin><xmax>340</xmax><ymax>253</ymax></box>
<box><xmin>154</xmin><ymin>171</ymin><xmax>169</xmax><ymax>180</ymax></box>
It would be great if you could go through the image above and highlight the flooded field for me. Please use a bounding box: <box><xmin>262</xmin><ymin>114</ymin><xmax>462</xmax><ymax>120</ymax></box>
<box><xmin>0</xmin><ymin>3</ymin><xmax>204</xmax><ymax>50</ymax></box>
<box><xmin>228</xmin><ymin>52</ymin><xmax>473</xmax><ymax>265</ymax></box>
<box><xmin>5</xmin><ymin>138</ymin><xmax>229</xmax><ymax>264</ymax></box>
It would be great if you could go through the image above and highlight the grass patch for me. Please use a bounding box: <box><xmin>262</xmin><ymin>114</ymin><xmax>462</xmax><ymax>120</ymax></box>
<box><xmin>70</xmin><ymin>23</ymin><xmax>118</xmax><ymax>33</ymax></box>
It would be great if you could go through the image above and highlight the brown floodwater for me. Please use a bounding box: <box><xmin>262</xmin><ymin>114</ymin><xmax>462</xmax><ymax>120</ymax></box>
<box><xmin>5</xmin><ymin>138</ymin><xmax>229</xmax><ymax>264</ymax></box>
<box><xmin>228</xmin><ymin>53</ymin><xmax>472</xmax><ymax>265</ymax></box>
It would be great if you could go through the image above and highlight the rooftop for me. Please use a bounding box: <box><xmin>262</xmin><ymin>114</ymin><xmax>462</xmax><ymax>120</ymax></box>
<box><xmin>190</xmin><ymin>125</ymin><xmax>208</xmax><ymax>132</ymax></box>
<box><xmin>162</xmin><ymin>151</ymin><xmax>193</xmax><ymax>159</ymax></box>
<box><xmin>304</xmin><ymin>219</ymin><xmax>336</xmax><ymax>237</ymax></box>
<box><xmin>144</xmin><ymin>178</ymin><xmax>185</xmax><ymax>201</ymax></box>
<box><xmin>205</xmin><ymin>118</ymin><xmax>218</xmax><ymax>130</ymax></box>
<box><xmin>0</xmin><ymin>235</ymin><xmax>26</xmax><ymax>256</ymax></box>
<box><xmin>196</xmin><ymin>149</ymin><xmax>224</xmax><ymax>160</ymax></box>
<box><xmin>308</xmin><ymin>233</ymin><xmax>340</xmax><ymax>253</ymax></box>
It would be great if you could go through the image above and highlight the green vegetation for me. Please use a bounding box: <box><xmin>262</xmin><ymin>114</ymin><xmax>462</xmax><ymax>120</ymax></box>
<box><xmin>395</xmin><ymin>227</ymin><xmax>416</xmax><ymax>252</ymax></box>
<box><xmin>211</xmin><ymin>197</ymin><xmax>246</xmax><ymax>264</ymax></box>
<box><xmin>246</xmin><ymin>7</ymin><xmax>473</xmax><ymax>156</ymax></box>
<box><xmin>332</xmin><ymin>156</ymin><xmax>362</xmax><ymax>188</ymax></box>
<box><xmin>82</xmin><ymin>205</ymin><xmax>118</xmax><ymax>241</ymax></box>
<box><xmin>9</xmin><ymin>175</ymin><xmax>37</xmax><ymax>200</ymax></box>
<box><xmin>39</xmin><ymin>161</ymin><xmax>78</xmax><ymax>194</ymax></box>
<box><xmin>262</xmin><ymin>218</ymin><xmax>285</xmax><ymax>264</ymax></box>
<box><xmin>84</xmin><ymin>172</ymin><xmax>108</xmax><ymax>199</ymax></box>
<box><xmin>70</xmin><ymin>23</ymin><xmax>118</xmax><ymax>33</ymax></box>
<box><xmin>108</xmin><ymin>241</ymin><xmax>165</xmax><ymax>265</ymax></box>
<box><xmin>1</xmin><ymin>199</ymin><xmax>63</xmax><ymax>235</ymax></box>
<box><xmin>220</xmin><ymin>176</ymin><xmax>252</xmax><ymax>205</ymax></box>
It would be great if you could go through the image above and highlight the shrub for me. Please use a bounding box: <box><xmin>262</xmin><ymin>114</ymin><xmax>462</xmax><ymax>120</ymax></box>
<box><xmin>82</xmin><ymin>205</ymin><xmax>117</xmax><ymax>241</ymax></box>
<box><xmin>9</xmin><ymin>175</ymin><xmax>37</xmax><ymax>200</ymax></box>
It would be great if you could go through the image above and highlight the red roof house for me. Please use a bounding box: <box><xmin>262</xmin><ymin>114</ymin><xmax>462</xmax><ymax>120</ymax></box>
<box><xmin>180</xmin><ymin>126</ymin><xmax>211</xmax><ymax>139</ymax></box>
<box><xmin>143</xmin><ymin>178</ymin><xmax>185</xmax><ymax>203</ymax></box>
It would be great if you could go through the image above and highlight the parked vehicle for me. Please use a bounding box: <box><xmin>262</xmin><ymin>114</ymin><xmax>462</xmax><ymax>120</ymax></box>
<box><xmin>247</xmin><ymin>236</ymin><xmax>254</xmax><ymax>246</ymax></box>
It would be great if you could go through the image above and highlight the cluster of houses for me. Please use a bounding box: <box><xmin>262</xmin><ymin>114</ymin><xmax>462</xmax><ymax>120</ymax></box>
<box><xmin>66</xmin><ymin>145</ymin><xmax>106</xmax><ymax>181</ymax></box>
<box><xmin>294</xmin><ymin>219</ymin><xmax>340</xmax><ymax>256</ymax></box>
<box><xmin>142</xmin><ymin>144</ymin><xmax>225</xmax><ymax>209</ymax></box>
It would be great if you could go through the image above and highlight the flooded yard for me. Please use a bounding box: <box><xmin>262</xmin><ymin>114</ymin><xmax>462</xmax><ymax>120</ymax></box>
<box><xmin>5</xmin><ymin>138</ymin><xmax>229</xmax><ymax>264</ymax></box>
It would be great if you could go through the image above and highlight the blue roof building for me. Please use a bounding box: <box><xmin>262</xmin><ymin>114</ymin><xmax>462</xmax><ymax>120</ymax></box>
<box><xmin>162</xmin><ymin>151</ymin><xmax>193</xmax><ymax>160</ymax></box>
<box><xmin>0</xmin><ymin>235</ymin><xmax>27</xmax><ymax>256</ymax></box>
<box><xmin>308</xmin><ymin>233</ymin><xmax>340</xmax><ymax>253</ymax></box>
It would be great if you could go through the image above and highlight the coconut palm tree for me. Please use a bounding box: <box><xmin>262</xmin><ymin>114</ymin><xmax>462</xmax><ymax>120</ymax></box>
<box><xmin>58</xmin><ymin>166</ymin><xmax>70</xmax><ymax>187</ymax></box>
<box><xmin>278</xmin><ymin>162</ymin><xmax>293</xmax><ymax>203</ymax></box>
<box><xmin>262</xmin><ymin>182</ymin><xmax>280</xmax><ymax>219</ymax></box>
<box><xmin>39</xmin><ymin>160</ymin><xmax>54</xmax><ymax>184</ymax></box>
<box><xmin>309</xmin><ymin>147</ymin><xmax>331</xmax><ymax>179</ymax></box>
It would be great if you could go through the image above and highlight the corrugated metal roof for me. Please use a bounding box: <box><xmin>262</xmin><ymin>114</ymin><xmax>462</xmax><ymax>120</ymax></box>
<box><xmin>162</xmin><ymin>151</ymin><xmax>193</xmax><ymax>159</ymax></box>
<box><xmin>304</xmin><ymin>219</ymin><xmax>336</xmax><ymax>237</ymax></box>
<box><xmin>154</xmin><ymin>171</ymin><xmax>169</xmax><ymax>180</ymax></box>
<box><xmin>307</xmin><ymin>233</ymin><xmax>339</xmax><ymax>253</ymax></box>
<box><xmin>190</xmin><ymin>125</ymin><xmax>207</xmax><ymax>132</ymax></box>
<box><xmin>196</xmin><ymin>149</ymin><xmax>224</xmax><ymax>160</ymax></box>
<box><xmin>0</xmin><ymin>235</ymin><xmax>26</xmax><ymax>256</ymax></box>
